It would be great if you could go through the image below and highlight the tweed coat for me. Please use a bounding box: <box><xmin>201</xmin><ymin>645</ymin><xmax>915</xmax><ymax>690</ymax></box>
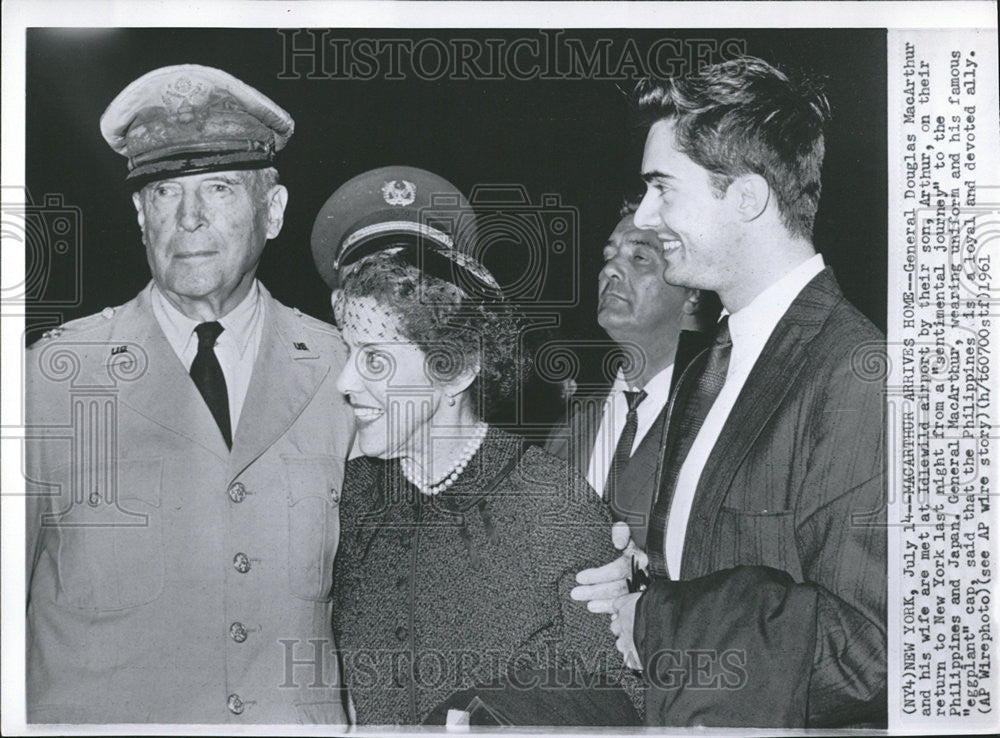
<box><xmin>332</xmin><ymin>428</ymin><xmax>636</xmax><ymax>725</ymax></box>
<box><xmin>544</xmin><ymin>330</ymin><xmax>711</xmax><ymax>549</ymax></box>
<box><xmin>25</xmin><ymin>283</ymin><xmax>354</xmax><ymax>724</ymax></box>
<box><xmin>636</xmin><ymin>268</ymin><xmax>887</xmax><ymax>728</ymax></box>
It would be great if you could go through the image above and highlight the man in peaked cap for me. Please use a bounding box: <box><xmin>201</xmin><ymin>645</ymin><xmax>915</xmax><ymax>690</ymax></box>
<box><xmin>311</xmin><ymin>165</ymin><xmax>482</xmax><ymax>293</ymax></box>
<box><xmin>25</xmin><ymin>64</ymin><xmax>354</xmax><ymax>724</ymax></box>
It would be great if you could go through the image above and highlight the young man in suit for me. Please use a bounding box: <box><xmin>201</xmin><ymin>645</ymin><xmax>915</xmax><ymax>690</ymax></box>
<box><xmin>546</xmin><ymin>204</ymin><xmax>716</xmax><ymax>550</ymax></box>
<box><xmin>26</xmin><ymin>65</ymin><xmax>354</xmax><ymax>723</ymax></box>
<box><xmin>573</xmin><ymin>56</ymin><xmax>887</xmax><ymax>727</ymax></box>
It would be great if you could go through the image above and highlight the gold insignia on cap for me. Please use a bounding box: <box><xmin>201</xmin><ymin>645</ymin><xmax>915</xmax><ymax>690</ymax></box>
<box><xmin>381</xmin><ymin>180</ymin><xmax>417</xmax><ymax>207</ymax></box>
<box><xmin>100</xmin><ymin>64</ymin><xmax>295</xmax><ymax>183</ymax></box>
<box><xmin>162</xmin><ymin>75</ymin><xmax>210</xmax><ymax>112</ymax></box>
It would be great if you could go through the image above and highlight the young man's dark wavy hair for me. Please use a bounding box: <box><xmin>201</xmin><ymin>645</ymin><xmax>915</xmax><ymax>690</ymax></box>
<box><xmin>635</xmin><ymin>56</ymin><xmax>831</xmax><ymax>240</ymax></box>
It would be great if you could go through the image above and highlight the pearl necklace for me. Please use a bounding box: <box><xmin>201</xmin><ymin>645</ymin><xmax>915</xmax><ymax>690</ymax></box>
<box><xmin>401</xmin><ymin>422</ymin><xmax>488</xmax><ymax>496</ymax></box>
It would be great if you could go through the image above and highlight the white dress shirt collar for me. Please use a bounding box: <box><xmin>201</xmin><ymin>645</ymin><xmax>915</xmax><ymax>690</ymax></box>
<box><xmin>611</xmin><ymin>362</ymin><xmax>673</xmax><ymax>401</ymax></box>
<box><xmin>151</xmin><ymin>280</ymin><xmax>262</xmax><ymax>360</ymax></box>
<box><xmin>587</xmin><ymin>361</ymin><xmax>675</xmax><ymax>494</ymax></box>
<box><xmin>725</xmin><ymin>253</ymin><xmax>825</xmax><ymax>375</ymax></box>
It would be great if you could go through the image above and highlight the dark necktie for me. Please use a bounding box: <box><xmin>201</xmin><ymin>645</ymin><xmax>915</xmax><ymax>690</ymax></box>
<box><xmin>190</xmin><ymin>321</ymin><xmax>232</xmax><ymax>449</ymax></box>
<box><xmin>604</xmin><ymin>389</ymin><xmax>647</xmax><ymax>514</ymax></box>
<box><xmin>647</xmin><ymin>317</ymin><xmax>731</xmax><ymax>577</ymax></box>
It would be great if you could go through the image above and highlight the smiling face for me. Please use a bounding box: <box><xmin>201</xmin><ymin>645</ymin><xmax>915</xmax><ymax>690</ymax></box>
<box><xmin>633</xmin><ymin>119</ymin><xmax>743</xmax><ymax>294</ymax></box>
<box><xmin>132</xmin><ymin>169</ymin><xmax>286</xmax><ymax>319</ymax></box>
<box><xmin>597</xmin><ymin>213</ymin><xmax>690</xmax><ymax>346</ymax></box>
<box><xmin>335</xmin><ymin>296</ymin><xmax>443</xmax><ymax>460</ymax></box>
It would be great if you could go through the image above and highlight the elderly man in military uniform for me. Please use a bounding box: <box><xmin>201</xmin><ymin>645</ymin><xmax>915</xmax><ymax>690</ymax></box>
<box><xmin>25</xmin><ymin>65</ymin><xmax>353</xmax><ymax>724</ymax></box>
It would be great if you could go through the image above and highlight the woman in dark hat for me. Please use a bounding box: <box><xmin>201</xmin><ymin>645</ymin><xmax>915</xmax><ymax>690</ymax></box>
<box><xmin>313</xmin><ymin>167</ymin><xmax>640</xmax><ymax>726</ymax></box>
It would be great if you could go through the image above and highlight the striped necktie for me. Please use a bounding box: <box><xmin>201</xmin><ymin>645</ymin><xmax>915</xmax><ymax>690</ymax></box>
<box><xmin>647</xmin><ymin>317</ymin><xmax>731</xmax><ymax>577</ymax></box>
<box><xmin>604</xmin><ymin>388</ymin><xmax>647</xmax><ymax>513</ymax></box>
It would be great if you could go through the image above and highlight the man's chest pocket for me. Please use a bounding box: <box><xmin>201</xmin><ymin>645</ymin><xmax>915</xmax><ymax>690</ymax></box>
<box><xmin>716</xmin><ymin>507</ymin><xmax>803</xmax><ymax>581</ymax></box>
<box><xmin>50</xmin><ymin>458</ymin><xmax>164</xmax><ymax>611</ymax></box>
<box><xmin>284</xmin><ymin>456</ymin><xmax>342</xmax><ymax>601</ymax></box>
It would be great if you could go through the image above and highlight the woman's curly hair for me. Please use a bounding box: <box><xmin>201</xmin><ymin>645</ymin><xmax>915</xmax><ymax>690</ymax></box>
<box><xmin>335</xmin><ymin>250</ymin><xmax>528</xmax><ymax>421</ymax></box>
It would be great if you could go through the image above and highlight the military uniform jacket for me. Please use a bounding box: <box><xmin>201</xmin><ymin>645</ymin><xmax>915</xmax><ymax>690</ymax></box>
<box><xmin>26</xmin><ymin>283</ymin><xmax>354</xmax><ymax>724</ymax></box>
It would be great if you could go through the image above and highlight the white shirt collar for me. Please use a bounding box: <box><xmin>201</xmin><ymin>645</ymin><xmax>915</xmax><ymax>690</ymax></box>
<box><xmin>150</xmin><ymin>280</ymin><xmax>262</xmax><ymax>360</ymax></box>
<box><xmin>611</xmin><ymin>361</ymin><xmax>674</xmax><ymax>397</ymax></box>
<box><xmin>725</xmin><ymin>253</ymin><xmax>825</xmax><ymax>372</ymax></box>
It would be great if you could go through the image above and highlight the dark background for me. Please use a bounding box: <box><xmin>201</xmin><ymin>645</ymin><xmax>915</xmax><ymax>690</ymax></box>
<box><xmin>24</xmin><ymin>27</ymin><xmax>887</xmax><ymax>424</ymax></box>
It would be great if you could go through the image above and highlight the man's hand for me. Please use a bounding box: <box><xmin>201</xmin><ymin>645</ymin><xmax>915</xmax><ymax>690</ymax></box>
<box><xmin>610</xmin><ymin>592</ymin><xmax>642</xmax><ymax>670</ymax></box>
<box><xmin>571</xmin><ymin>521</ymin><xmax>649</xmax><ymax>613</ymax></box>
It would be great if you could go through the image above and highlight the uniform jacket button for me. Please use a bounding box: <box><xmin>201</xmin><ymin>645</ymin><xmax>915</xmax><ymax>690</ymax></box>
<box><xmin>230</xmin><ymin>622</ymin><xmax>248</xmax><ymax>643</ymax></box>
<box><xmin>227</xmin><ymin>693</ymin><xmax>244</xmax><ymax>715</ymax></box>
<box><xmin>395</xmin><ymin>575</ymin><xmax>408</xmax><ymax>590</ymax></box>
<box><xmin>233</xmin><ymin>553</ymin><xmax>251</xmax><ymax>573</ymax></box>
<box><xmin>395</xmin><ymin>625</ymin><xmax>407</xmax><ymax>642</ymax></box>
<box><xmin>228</xmin><ymin>482</ymin><xmax>247</xmax><ymax>503</ymax></box>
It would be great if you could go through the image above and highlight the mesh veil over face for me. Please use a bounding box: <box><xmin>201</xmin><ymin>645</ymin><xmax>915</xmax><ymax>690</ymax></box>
<box><xmin>334</xmin><ymin>293</ymin><xmax>408</xmax><ymax>344</ymax></box>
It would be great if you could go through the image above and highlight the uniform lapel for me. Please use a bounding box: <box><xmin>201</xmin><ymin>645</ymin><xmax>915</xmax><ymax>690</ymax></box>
<box><xmin>227</xmin><ymin>294</ymin><xmax>331</xmax><ymax>482</ymax></box>
<box><xmin>116</xmin><ymin>287</ymin><xmax>230</xmax><ymax>460</ymax></box>
<box><xmin>679</xmin><ymin>268</ymin><xmax>843</xmax><ymax>578</ymax></box>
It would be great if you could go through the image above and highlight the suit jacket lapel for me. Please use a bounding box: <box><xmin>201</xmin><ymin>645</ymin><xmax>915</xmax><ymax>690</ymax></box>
<box><xmin>583</xmin><ymin>331</ymin><xmax>708</xmax><ymax>494</ymax></box>
<box><xmin>117</xmin><ymin>288</ymin><xmax>230</xmax><ymax>460</ymax></box>
<box><xmin>679</xmin><ymin>268</ymin><xmax>842</xmax><ymax>578</ymax></box>
<box><xmin>228</xmin><ymin>295</ymin><xmax>331</xmax><ymax>482</ymax></box>
<box><xmin>671</xmin><ymin>330</ymin><xmax>712</xmax><ymax>395</ymax></box>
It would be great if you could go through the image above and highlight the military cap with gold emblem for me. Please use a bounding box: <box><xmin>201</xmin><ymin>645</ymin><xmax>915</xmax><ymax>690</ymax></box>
<box><xmin>311</xmin><ymin>166</ymin><xmax>493</xmax><ymax>298</ymax></box>
<box><xmin>100</xmin><ymin>64</ymin><xmax>294</xmax><ymax>185</ymax></box>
